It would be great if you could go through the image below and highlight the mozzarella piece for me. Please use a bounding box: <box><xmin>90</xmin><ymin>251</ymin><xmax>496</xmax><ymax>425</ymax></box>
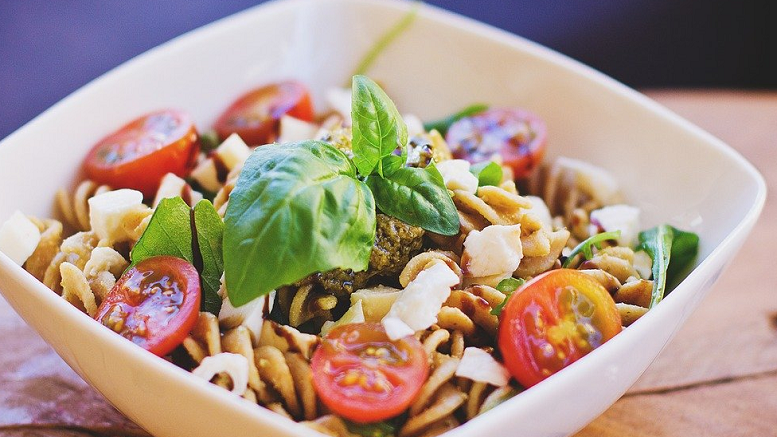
<box><xmin>590</xmin><ymin>204</ymin><xmax>641</xmax><ymax>247</ymax></box>
<box><xmin>554</xmin><ymin>157</ymin><xmax>620</xmax><ymax>205</ymax></box>
<box><xmin>524</xmin><ymin>195</ymin><xmax>553</xmax><ymax>229</ymax></box>
<box><xmin>382</xmin><ymin>262</ymin><xmax>460</xmax><ymax>340</ymax></box>
<box><xmin>455</xmin><ymin>347</ymin><xmax>511</xmax><ymax>387</ymax></box>
<box><xmin>192</xmin><ymin>353</ymin><xmax>249</xmax><ymax>396</ymax></box>
<box><xmin>153</xmin><ymin>173</ymin><xmax>203</xmax><ymax>207</ymax></box>
<box><xmin>436</xmin><ymin>159</ymin><xmax>478</xmax><ymax>194</ymax></box>
<box><xmin>88</xmin><ymin>189</ymin><xmax>146</xmax><ymax>243</ymax></box>
<box><xmin>0</xmin><ymin>211</ymin><xmax>41</xmax><ymax>266</ymax></box>
<box><xmin>190</xmin><ymin>133</ymin><xmax>252</xmax><ymax>192</ymax></box>
<box><xmin>278</xmin><ymin>115</ymin><xmax>319</xmax><ymax>143</ymax></box>
<box><xmin>462</xmin><ymin>225</ymin><xmax>523</xmax><ymax>278</ymax></box>
<box><xmin>218</xmin><ymin>276</ymin><xmax>274</xmax><ymax>338</ymax></box>
<box><xmin>326</xmin><ymin>87</ymin><xmax>352</xmax><ymax>125</ymax></box>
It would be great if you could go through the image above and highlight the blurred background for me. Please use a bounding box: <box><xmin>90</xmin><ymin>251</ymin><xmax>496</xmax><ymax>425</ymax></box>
<box><xmin>0</xmin><ymin>0</ymin><xmax>772</xmax><ymax>140</ymax></box>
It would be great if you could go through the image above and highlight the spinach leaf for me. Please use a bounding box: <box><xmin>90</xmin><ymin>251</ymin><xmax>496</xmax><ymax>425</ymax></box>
<box><xmin>351</xmin><ymin>75</ymin><xmax>408</xmax><ymax>177</ymax></box>
<box><xmin>193</xmin><ymin>200</ymin><xmax>224</xmax><ymax>315</ymax></box>
<box><xmin>470</xmin><ymin>161</ymin><xmax>503</xmax><ymax>187</ymax></box>
<box><xmin>365</xmin><ymin>163</ymin><xmax>459</xmax><ymax>236</ymax></box>
<box><xmin>491</xmin><ymin>277</ymin><xmax>525</xmax><ymax>316</ymax></box>
<box><xmin>637</xmin><ymin>225</ymin><xmax>699</xmax><ymax>308</ymax></box>
<box><xmin>223</xmin><ymin>141</ymin><xmax>376</xmax><ymax>307</ymax></box>
<box><xmin>666</xmin><ymin>227</ymin><xmax>700</xmax><ymax>286</ymax></box>
<box><xmin>422</xmin><ymin>103</ymin><xmax>488</xmax><ymax>136</ymax></box>
<box><xmin>561</xmin><ymin>230</ymin><xmax>622</xmax><ymax>268</ymax></box>
<box><xmin>130</xmin><ymin>197</ymin><xmax>194</xmax><ymax>268</ymax></box>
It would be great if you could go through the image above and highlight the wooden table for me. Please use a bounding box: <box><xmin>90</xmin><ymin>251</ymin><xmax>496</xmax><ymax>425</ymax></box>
<box><xmin>1</xmin><ymin>90</ymin><xmax>775</xmax><ymax>437</ymax></box>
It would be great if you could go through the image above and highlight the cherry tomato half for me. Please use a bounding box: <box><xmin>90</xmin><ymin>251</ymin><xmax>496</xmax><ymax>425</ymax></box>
<box><xmin>213</xmin><ymin>81</ymin><xmax>314</xmax><ymax>146</ymax></box>
<box><xmin>83</xmin><ymin>109</ymin><xmax>200</xmax><ymax>198</ymax></box>
<box><xmin>94</xmin><ymin>256</ymin><xmax>201</xmax><ymax>357</ymax></box>
<box><xmin>311</xmin><ymin>323</ymin><xmax>429</xmax><ymax>423</ymax></box>
<box><xmin>498</xmin><ymin>269</ymin><xmax>621</xmax><ymax>388</ymax></box>
<box><xmin>446</xmin><ymin>108</ymin><xmax>547</xmax><ymax>179</ymax></box>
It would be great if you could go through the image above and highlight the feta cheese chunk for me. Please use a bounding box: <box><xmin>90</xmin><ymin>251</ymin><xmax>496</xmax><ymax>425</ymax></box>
<box><xmin>88</xmin><ymin>189</ymin><xmax>146</xmax><ymax>243</ymax></box>
<box><xmin>590</xmin><ymin>204</ymin><xmax>641</xmax><ymax>247</ymax></box>
<box><xmin>462</xmin><ymin>225</ymin><xmax>523</xmax><ymax>278</ymax></box>
<box><xmin>278</xmin><ymin>115</ymin><xmax>319</xmax><ymax>143</ymax></box>
<box><xmin>192</xmin><ymin>353</ymin><xmax>249</xmax><ymax>395</ymax></box>
<box><xmin>382</xmin><ymin>262</ymin><xmax>460</xmax><ymax>340</ymax></box>
<box><xmin>0</xmin><ymin>211</ymin><xmax>41</xmax><ymax>266</ymax></box>
<box><xmin>436</xmin><ymin>159</ymin><xmax>478</xmax><ymax>194</ymax></box>
<box><xmin>218</xmin><ymin>276</ymin><xmax>274</xmax><ymax>338</ymax></box>
<box><xmin>190</xmin><ymin>133</ymin><xmax>252</xmax><ymax>192</ymax></box>
<box><xmin>455</xmin><ymin>347</ymin><xmax>511</xmax><ymax>387</ymax></box>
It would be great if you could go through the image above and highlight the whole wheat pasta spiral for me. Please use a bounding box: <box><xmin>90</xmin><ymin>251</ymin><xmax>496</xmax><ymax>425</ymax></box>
<box><xmin>56</xmin><ymin>180</ymin><xmax>112</xmax><ymax>232</ymax></box>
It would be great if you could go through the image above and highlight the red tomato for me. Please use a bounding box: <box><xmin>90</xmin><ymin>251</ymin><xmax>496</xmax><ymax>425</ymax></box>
<box><xmin>446</xmin><ymin>108</ymin><xmax>547</xmax><ymax>179</ymax></box>
<box><xmin>311</xmin><ymin>323</ymin><xmax>429</xmax><ymax>423</ymax></box>
<box><xmin>83</xmin><ymin>109</ymin><xmax>200</xmax><ymax>198</ymax></box>
<box><xmin>94</xmin><ymin>256</ymin><xmax>201</xmax><ymax>357</ymax></box>
<box><xmin>498</xmin><ymin>269</ymin><xmax>621</xmax><ymax>388</ymax></box>
<box><xmin>213</xmin><ymin>81</ymin><xmax>314</xmax><ymax>146</ymax></box>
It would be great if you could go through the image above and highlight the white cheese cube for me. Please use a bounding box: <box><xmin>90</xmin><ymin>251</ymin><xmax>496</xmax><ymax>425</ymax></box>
<box><xmin>216</xmin><ymin>133</ymin><xmax>252</xmax><ymax>169</ymax></box>
<box><xmin>462</xmin><ymin>225</ymin><xmax>523</xmax><ymax>278</ymax></box>
<box><xmin>590</xmin><ymin>204</ymin><xmax>641</xmax><ymax>247</ymax></box>
<box><xmin>382</xmin><ymin>262</ymin><xmax>460</xmax><ymax>340</ymax></box>
<box><xmin>218</xmin><ymin>275</ymin><xmax>274</xmax><ymax>338</ymax></box>
<box><xmin>436</xmin><ymin>159</ymin><xmax>478</xmax><ymax>194</ymax></box>
<box><xmin>88</xmin><ymin>189</ymin><xmax>145</xmax><ymax>243</ymax></box>
<box><xmin>455</xmin><ymin>347</ymin><xmax>511</xmax><ymax>387</ymax></box>
<box><xmin>190</xmin><ymin>159</ymin><xmax>220</xmax><ymax>193</ymax></box>
<box><xmin>0</xmin><ymin>211</ymin><xmax>41</xmax><ymax>266</ymax></box>
<box><xmin>278</xmin><ymin>116</ymin><xmax>319</xmax><ymax>143</ymax></box>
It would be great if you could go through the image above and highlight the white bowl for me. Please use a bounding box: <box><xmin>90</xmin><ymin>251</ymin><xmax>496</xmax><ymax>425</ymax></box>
<box><xmin>0</xmin><ymin>0</ymin><xmax>766</xmax><ymax>436</ymax></box>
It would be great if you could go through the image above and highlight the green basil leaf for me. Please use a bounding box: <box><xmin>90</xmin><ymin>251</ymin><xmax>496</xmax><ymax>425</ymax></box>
<box><xmin>224</xmin><ymin>141</ymin><xmax>376</xmax><ymax>307</ymax></box>
<box><xmin>637</xmin><ymin>225</ymin><xmax>699</xmax><ymax>308</ymax></box>
<box><xmin>666</xmin><ymin>227</ymin><xmax>700</xmax><ymax>287</ymax></box>
<box><xmin>423</xmin><ymin>103</ymin><xmax>488</xmax><ymax>136</ymax></box>
<box><xmin>470</xmin><ymin>161</ymin><xmax>503</xmax><ymax>187</ymax></box>
<box><xmin>381</xmin><ymin>153</ymin><xmax>406</xmax><ymax>176</ymax></box>
<box><xmin>351</xmin><ymin>75</ymin><xmax>408</xmax><ymax>177</ymax></box>
<box><xmin>561</xmin><ymin>230</ymin><xmax>622</xmax><ymax>268</ymax></box>
<box><xmin>491</xmin><ymin>277</ymin><xmax>525</xmax><ymax>316</ymax></box>
<box><xmin>365</xmin><ymin>164</ymin><xmax>459</xmax><ymax>236</ymax></box>
<box><xmin>193</xmin><ymin>200</ymin><xmax>224</xmax><ymax>315</ymax></box>
<box><xmin>130</xmin><ymin>197</ymin><xmax>194</xmax><ymax>268</ymax></box>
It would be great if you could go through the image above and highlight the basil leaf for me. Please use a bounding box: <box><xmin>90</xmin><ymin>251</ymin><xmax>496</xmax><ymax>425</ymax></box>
<box><xmin>666</xmin><ymin>227</ymin><xmax>700</xmax><ymax>287</ymax></box>
<box><xmin>637</xmin><ymin>225</ymin><xmax>699</xmax><ymax>308</ymax></box>
<box><xmin>351</xmin><ymin>75</ymin><xmax>408</xmax><ymax>177</ymax></box>
<box><xmin>224</xmin><ymin>141</ymin><xmax>376</xmax><ymax>307</ymax></box>
<box><xmin>491</xmin><ymin>277</ymin><xmax>525</xmax><ymax>316</ymax></box>
<box><xmin>470</xmin><ymin>161</ymin><xmax>503</xmax><ymax>187</ymax></box>
<box><xmin>130</xmin><ymin>197</ymin><xmax>194</xmax><ymax>268</ymax></box>
<box><xmin>423</xmin><ymin>103</ymin><xmax>488</xmax><ymax>136</ymax></box>
<box><xmin>561</xmin><ymin>230</ymin><xmax>622</xmax><ymax>268</ymax></box>
<box><xmin>193</xmin><ymin>200</ymin><xmax>224</xmax><ymax>315</ymax></box>
<box><xmin>365</xmin><ymin>164</ymin><xmax>459</xmax><ymax>236</ymax></box>
<box><xmin>381</xmin><ymin>153</ymin><xmax>406</xmax><ymax>176</ymax></box>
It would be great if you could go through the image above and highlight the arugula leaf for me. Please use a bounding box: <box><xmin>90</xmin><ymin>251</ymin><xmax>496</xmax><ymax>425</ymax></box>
<box><xmin>365</xmin><ymin>164</ymin><xmax>459</xmax><ymax>236</ymax></box>
<box><xmin>491</xmin><ymin>277</ymin><xmax>525</xmax><ymax>316</ymax></box>
<box><xmin>130</xmin><ymin>197</ymin><xmax>194</xmax><ymax>268</ymax></box>
<box><xmin>223</xmin><ymin>141</ymin><xmax>376</xmax><ymax>307</ymax></box>
<box><xmin>423</xmin><ymin>103</ymin><xmax>489</xmax><ymax>136</ymax></box>
<box><xmin>193</xmin><ymin>200</ymin><xmax>224</xmax><ymax>315</ymax></box>
<box><xmin>470</xmin><ymin>161</ymin><xmax>503</xmax><ymax>187</ymax></box>
<box><xmin>637</xmin><ymin>225</ymin><xmax>699</xmax><ymax>308</ymax></box>
<box><xmin>351</xmin><ymin>75</ymin><xmax>408</xmax><ymax>177</ymax></box>
<box><xmin>561</xmin><ymin>230</ymin><xmax>622</xmax><ymax>268</ymax></box>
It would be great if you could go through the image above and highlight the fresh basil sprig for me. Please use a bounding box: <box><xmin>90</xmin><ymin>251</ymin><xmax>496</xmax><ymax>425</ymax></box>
<box><xmin>470</xmin><ymin>161</ymin><xmax>503</xmax><ymax>187</ymax></box>
<box><xmin>637</xmin><ymin>225</ymin><xmax>699</xmax><ymax>308</ymax></box>
<box><xmin>223</xmin><ymin>141</ymin><xmax>376</xmax><ymax>307</ymax></box>
<box><xmin>423</xmin><ymin>103</ymin><xmax>488</xmax><ymax>136</ymax></box>
<box><xmin>130</xmin><ymin>197</ymin><xmax>224</xmax><ymax>314</ymax></box>
<box><xmin>561</xmin><ymin>230</ymin><xmax>622</xmax><ymax>268</ymax></box>
<box><xmin>351</xmin><ymin>75</ymin><xmax>459</xmax><ymax>236</ymax></box>
<box><xmin>490</xmin><ymin>277</ymin><xmax>525</xmax><ymax>316</ymax></box>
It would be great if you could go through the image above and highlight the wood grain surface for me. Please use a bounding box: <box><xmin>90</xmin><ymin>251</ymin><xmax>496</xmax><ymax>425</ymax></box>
<box><xmin>1</xmin><ymin>90</ymin><xmax>775</xmax><ymax>437</ymax></box>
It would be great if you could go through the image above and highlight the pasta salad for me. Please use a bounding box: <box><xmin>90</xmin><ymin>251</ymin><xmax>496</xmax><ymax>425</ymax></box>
<box><xmin>0</xmin><ymin>75</ymin><xmax>699</xmax><ymax>437</ymax></box>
